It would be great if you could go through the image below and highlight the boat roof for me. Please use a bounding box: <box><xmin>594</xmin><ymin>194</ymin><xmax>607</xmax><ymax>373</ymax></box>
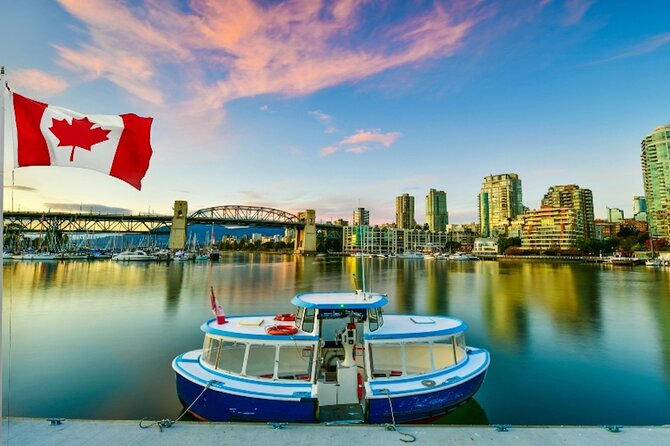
<box><xmin>290</xmin><ymin>291</ymin><xmax>388</xmax><ymax>309</ymax></box>
<box><xmin>202</xmin><ymin>316</ymin><xmax>318</xmax><ymax>342</ymax></box>
<box><xmin>365</xmin><ymin>315</ymin><xmax>467</xmax><ymax>341</ymax></box>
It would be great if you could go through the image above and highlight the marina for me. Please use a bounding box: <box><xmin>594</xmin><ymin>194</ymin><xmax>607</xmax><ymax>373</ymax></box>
<box><xmin>2</xmin><ymin>254</ymin><xmax>670</xmax><ymax>426</ymax></box>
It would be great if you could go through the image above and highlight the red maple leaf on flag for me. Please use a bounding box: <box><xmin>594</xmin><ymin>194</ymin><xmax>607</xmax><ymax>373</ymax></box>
<box><xmin>49</xmin><ymin>117</ymin><xmax>111</xmax><ymax>162</ymax></box>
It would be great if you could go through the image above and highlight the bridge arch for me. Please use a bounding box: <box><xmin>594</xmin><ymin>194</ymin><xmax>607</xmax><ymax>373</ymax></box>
<box><xmin>189</xmin><ymin>205</ymin><xmax>299</xmax><ymax>225</ymax></box>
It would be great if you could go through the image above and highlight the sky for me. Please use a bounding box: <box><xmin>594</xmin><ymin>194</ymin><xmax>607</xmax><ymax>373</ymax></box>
<box><xmin>1</xmin><ymin>0</ymin><xmax>669</xmax><ymax>225</ymax></box>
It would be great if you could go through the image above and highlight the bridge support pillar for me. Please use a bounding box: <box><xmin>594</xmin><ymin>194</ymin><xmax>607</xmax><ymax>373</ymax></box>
<box><xmin>294</xmin><ymin>209</ymin><xmax>317</xmax><ymax>255</ymax></box>
<box><xmin>168</xmin><ymin>200</ymin><xmax>188</xmax><ymax>250</ymax></box>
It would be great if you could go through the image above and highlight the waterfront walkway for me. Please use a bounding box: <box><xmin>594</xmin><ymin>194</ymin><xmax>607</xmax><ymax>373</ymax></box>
<box><xmin>3</xmin><ymin>418</ymin><xmax>668</xmax><ymax>446</ymax></box>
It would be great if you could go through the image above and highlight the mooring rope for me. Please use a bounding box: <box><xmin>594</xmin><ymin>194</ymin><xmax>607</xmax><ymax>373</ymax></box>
<box><xmin>140</xmin><ymin>380</ymin><xmax>215</xmax><ymax>431</ymax></box>
<box><xmin>383</xmin><ymin>389</ymin><xmax>417</xmax><ymax>443</ymax></box>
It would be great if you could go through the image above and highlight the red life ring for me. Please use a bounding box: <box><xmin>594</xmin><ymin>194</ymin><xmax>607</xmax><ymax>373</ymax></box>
<box><xmin>266</xmin><ymin>324</ymin><xmax>298</xmax><ymax>336</ymax></box>
<box><xmin>274</xmin><ymin>313</ymin><xmax>296</xmax><ymax>321</ymax></box>
<box><xmin>357</xmin><ymin>373</ymin><xmax>364</xmax><ymax>400</ymax></box>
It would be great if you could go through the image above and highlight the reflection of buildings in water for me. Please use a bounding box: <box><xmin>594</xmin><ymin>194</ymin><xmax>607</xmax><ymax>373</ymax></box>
<box><xmin>517</xmin><ymin>262</ymin><xmax>601</xmax><ymax>335</ymax></box>
<box><xmin>425</xmin><ymin>262</ymin><xmax>449</xmax><ymax>316</ymax></box>
<box><xmin>165</xmin><ymin>263</ymin><xmax>184</xmax><ymax>312</ymax></box>
<box><xmin>649</xmin><ymin>272</ymin><xmax>670</xmax><ymax>387</ymax></box>
<box><xmin>394</xmin><ymin>260</ymin><xmax>419</xmax><ymax>313</ymax></box>
<box><xmin>480</xmin><ymin>261</ymin><xmax>529</xmax><ymax>350</ymax></box>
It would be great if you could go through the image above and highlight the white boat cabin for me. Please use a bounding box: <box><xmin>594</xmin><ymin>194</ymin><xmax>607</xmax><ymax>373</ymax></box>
<box><xmin>198</xmin><ymin>290</ymin><xmax>470</xmax><ymax>410</ymax></box>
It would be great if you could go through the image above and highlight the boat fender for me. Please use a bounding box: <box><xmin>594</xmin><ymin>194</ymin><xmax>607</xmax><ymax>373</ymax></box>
<box><xmin>266</xmin><ymin>325</ymin><xmax>298</xmax><ymax>336</ymax></box>
<box><xmin>274</xmin><ymin>313</ymin><xmax>296</xmax><ymax>322</ymax></box>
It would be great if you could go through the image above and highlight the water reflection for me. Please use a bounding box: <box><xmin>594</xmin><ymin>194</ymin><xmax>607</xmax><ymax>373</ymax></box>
<box><xmin>3</xmin><ymin>257</ymin><xmax>670</xmax><ymax>424</ymax></box>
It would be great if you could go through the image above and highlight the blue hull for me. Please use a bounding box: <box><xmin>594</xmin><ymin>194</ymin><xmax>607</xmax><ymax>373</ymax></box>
<box><xmin>175</xmin><ymin>373</ymin><xmax>317</xmax><ymax>422</ymax></box>
<box><xmin>367</xmin><ymin>369</ymin><xmax>487</xmax><ymax>424</ymax></box>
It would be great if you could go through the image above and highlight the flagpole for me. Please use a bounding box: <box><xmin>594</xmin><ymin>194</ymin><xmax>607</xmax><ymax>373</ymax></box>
<box><xmin>0</xmin><ymin>65</ymin><xmax>7</xmax><ymax>438</ymax></box>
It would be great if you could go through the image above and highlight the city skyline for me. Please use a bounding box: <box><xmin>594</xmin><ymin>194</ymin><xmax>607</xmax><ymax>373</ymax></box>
<box><xmin>2</xmin><ymin>1</ymin><xmax>670</xmax><ymax>224</ymax></box>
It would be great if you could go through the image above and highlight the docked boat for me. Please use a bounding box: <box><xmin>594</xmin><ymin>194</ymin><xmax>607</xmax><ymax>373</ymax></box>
<box><xmin>645</xmin><ymin>258</ymin><xmax>662</xmax><ymax>267</ymax></box>
<box><xmin>397</xmin><ymin>252</ymin><xmax>424</xmax><ymax>259</ymax></box>
<box><xmin>173</xmin><ymin>289</ymin><xmax>490</xmax><ymax>423</ymax></box>
<box><xmin>111</xmin><ymin>250</ymin><xmax>158</xmax><ymax>261</ymax></box>
<box><xmin>448</xmin><ymin>252</ymin><xmax>479</xmax><ymax>261</ymax></box>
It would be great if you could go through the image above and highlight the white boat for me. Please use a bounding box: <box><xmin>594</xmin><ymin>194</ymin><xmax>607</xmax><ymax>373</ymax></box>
<box><xmin>111</xmin><ymin>250</ymin><xmax>158</xmax><ymax>261</ymax></box>
<box><xmin>173</xmin><ymin>289</ymin><xmax>490</xmax><ymax>423</ymax></box>
<box><xmin>448</xmin><ymin>252</ymin><xmax>479</xmax><ymax>261</ymax></box>
<box><xmin>645</xmin><ymin>258</ymin><xmax>662</xmax><ymax>267</ymax></box>
<box><xmin>173</xmin><ymin>250</ymin><xmax>195</xmax><ymax>261</ymax></box>
<box><xmin>398</xmin><ymin>252</ymin><xmax>424</xmax><ymax>259</ymax></box>
<box><xmin>9</xmin><ymin>252</ymin><xmax>57</xmax><ymax>260</ymax></box>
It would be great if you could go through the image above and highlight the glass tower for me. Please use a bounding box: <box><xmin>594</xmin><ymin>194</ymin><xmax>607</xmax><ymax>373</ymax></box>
<box><xmin>641</xmin><ymin>125</ymin><xmax>670</xmax><ymax>238</ymax></box>
<box><xmin>425</xmin><ymin>189</ymin><xmax>448</xmax><ymax>232</ymax></box>
<box><xmin>478</xmin><ymin>173</ymin><xmax>524</xmax><ymax>237</ymax></box>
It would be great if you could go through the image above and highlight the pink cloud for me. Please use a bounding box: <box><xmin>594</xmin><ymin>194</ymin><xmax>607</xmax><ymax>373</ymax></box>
<box><xmin>51</xmin><ymin>0</ymin><xmax>490</xmax><ymax>139</ymax></box>
<box><xmin>11</xmin><ymin>69</ymin><xmax>68</xmax><ymax>97</ymax></box>
<box><xmin>319</xmin><ymin>145</ymin><xmax>339</xmax><ymax>157</ymax></box>
<box><xmin>341</xmin><ymin>129</ymin><xmax>401</xmax><ymax>148</ymax></box>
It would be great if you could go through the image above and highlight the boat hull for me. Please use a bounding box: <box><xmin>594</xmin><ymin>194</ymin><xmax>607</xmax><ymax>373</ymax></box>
<box><xmin>175</xmin><ymin>373</ymin><xmax>317</xmax><ymax>422</ymax></box>
<box><xmin>366</xmin><ymin>368</ymin><xmax>487</xmax><ymax>424</ymax></box>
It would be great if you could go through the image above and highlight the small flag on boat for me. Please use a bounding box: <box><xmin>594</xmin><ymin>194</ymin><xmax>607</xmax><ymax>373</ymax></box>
<box><xmin>210</xmin><ymin>287</ymin><xmax>227</xmax><ymax>324</ymax></box>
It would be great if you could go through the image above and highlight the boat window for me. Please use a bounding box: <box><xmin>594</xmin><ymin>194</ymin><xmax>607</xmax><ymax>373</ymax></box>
<box><xmin>378</xmin><ymin>308</ymin><xmax>384</xmax><ymax>328</ymax></box>
<box><xmin>245</xmin><ymin>345</ymin><xmax>277</xmax><ymax>378</ymax></box>
<box><xmin>277</xmin><ymin>345</ymin><xmax>313</xmax><ymax>381</ymax></box>
<box><xmin>202</xmin><ymin>336</ymin><xmax>220</xmax><ymax>367</ymax></box>
<box><xmin>369</xmin><ymin>343</ymin><xmax>403</xmax><ymax>378</ymax></box>
<box><xmin>295</xmin><ymin>307</ymin><xmax>305</xmax><ymax>329</ymax></box>
<box><xmin>454</xmin><ymin>333</ymin><xmax>466</xmax><ymax>362</ymax></box>
<box><xmin>433</xmin><ymin>336</ymin><xmax>465</xmax><ymax>369</ymax></box>
<box><xmin>216</xmin><ymin>341</ymin><xmax>246</xmax><ymax>375</ymax></box>
<box><xmin>368</xmin><ymin>308</ymin><xmax>379</xmax><ymax>332</ymax></box>
<box><xmin>302</xmin><ymin>308</ymin><xmax>316</xmax><ymax>333</ymax></box>
<box><xmin>403</xmin><ymin>342</ymin><xmax>433</xmax><ymax>375</ymax></box>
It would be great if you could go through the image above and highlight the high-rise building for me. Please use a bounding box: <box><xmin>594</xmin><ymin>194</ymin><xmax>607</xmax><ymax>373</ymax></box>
<box><xmin>541</xmin><ymin>185</ymin><xmax>595</xmax><ymax>239</ymax></box>
<box><xmin>521</xmin><ymin>207</ymin><xmax>581</xmax><ymax>250</ymax></box>
<box><xmin>606</xmin><ymin>207</ymin><xmax>624</xmax><ymax>223</ymax></box>
<box><xmin>425</xmin><ymin>189</ymin><xmax>448</xmax><ymax>232</ymax></box>
<box><xmin>478</xmin><ymin>173</ymin><xmax>524</xmax><ymax>237</ymax></box>
<box><xmin>353</xmin><ymin>207</ymin><xmax>369</xmax><ymax>226</ymax></box>
<box><xmin>395</xmin><ymin>193</ymin><xmax>415</xmax><ymax>229</ymax></box>
<box><xmin>633</xmin><ymin>196</ymin><xmax>647</xmax><ymax>215</ymax></box>
<box><xmin>632</xmin><ymin>196</ymin><xmax>648</xmax><ymax>222</ymax></box>
<box><xmin>642</xmin><ymin>125</ymin><xmax>670</xmax><ymax>238</ymax></box>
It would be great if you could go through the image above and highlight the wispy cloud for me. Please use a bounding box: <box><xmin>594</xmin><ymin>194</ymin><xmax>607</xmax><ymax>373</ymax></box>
<box><xmin>592</xmin><ymin>32</ymin><xmax>670</xmax><ymax>64</ymax></box>
<box><xmin>11</xmin><ymin>69</ymin><xmax>68</xmax><ymax>97</ymax></box>
<box><xmin>50</xmin><ymin>0</ymin><xmax>486</xmax><ymax>139</ymax></box>
<box><xmin>259</xmin><ymin>105</ymin><xmax>269</xmax><ymax>112</ymax></box>
<box><xmin>320</xmin><ymin>129</ymin><xmax>401</xmax><ymax>157</ymax></box>
<box><xmin>309</xmin><ymin>109</ymin><xmax>337</xmax><ymax>133</ymax></box>
<box><xmin>4</xmin><ymin>184</ymin><xmax>38</xmax><ymax>192</ymax></box>
<box><xmin>562</xmin><ymin>0</ymin><xmax>594</xmax><ymax>26</ymax></box>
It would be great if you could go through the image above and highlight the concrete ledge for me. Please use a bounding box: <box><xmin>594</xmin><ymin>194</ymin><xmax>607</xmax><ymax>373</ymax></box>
<box><xmin>3</xmin><ymin>418</ymin><xmax>668</xmax><ymax>446</ymax></box>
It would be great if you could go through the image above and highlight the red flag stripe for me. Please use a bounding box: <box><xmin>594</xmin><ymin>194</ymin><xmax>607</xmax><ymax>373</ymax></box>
<box><xmin>13</xmin><ymin>93</ymin><xmax>50</xmax><ymax>166</ymax></box>
<box><xmin>110</xmin><ymin>114</ymin><xmax>153</xmax><ymax>190</ymax></box>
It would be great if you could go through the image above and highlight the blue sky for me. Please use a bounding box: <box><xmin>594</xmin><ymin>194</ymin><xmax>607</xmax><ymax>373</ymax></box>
<box><xmin>2</xmin><ymin>0</ymin><xmax>669</xmax><ymax>224</ymax></box>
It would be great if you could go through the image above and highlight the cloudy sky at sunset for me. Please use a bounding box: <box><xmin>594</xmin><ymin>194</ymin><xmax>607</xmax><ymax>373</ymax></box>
<box><xmin>2</xmin><ymin>0</ymin><xmax>669</xmax><ymax>224</ymax></box>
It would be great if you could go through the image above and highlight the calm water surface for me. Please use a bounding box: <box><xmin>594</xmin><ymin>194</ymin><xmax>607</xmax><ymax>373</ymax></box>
<box><xmin>3</xmin><ymin>254</ymin><xmax>670</xmax><ymax>425</ymax></box>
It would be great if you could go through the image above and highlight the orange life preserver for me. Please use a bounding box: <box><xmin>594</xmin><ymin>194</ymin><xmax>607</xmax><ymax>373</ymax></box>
<box><xmin>274</xmin><ymin>313</ymin><xmax>296</xmax><ymax>322</ymax></box>
<box><xmin>266</xmin><ymin>324</ymin><xmax>298</xmax><ymax>336</ymax></box>
<box><xmin>357</xmin><ymin>373</ymin><xmax>364</xmax><ymax>400</ymax></box>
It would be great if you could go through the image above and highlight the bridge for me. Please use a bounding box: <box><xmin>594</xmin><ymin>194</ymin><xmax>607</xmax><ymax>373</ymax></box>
<box><xmin>3</xmin><ymin>202</ymin><xmax>341</xmax><ymax>254</ymax></box>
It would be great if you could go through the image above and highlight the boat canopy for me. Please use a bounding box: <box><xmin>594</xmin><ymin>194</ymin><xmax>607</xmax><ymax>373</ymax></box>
<box><xmin>291</xmin><ymin>291</ymin><xmax>388</xmax><ymax>310</ymax></box>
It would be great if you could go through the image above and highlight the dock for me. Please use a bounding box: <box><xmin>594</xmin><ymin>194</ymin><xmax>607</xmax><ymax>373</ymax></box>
<box><xmin>3</xmin><ymin>418</ymin><xmax>668</xmax><ymax>446</ymax></box>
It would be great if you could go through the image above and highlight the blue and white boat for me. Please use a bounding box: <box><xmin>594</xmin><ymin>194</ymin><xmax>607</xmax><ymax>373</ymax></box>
<box><xmin>173</xmin><ymin>289</ymin><xmax>490</xmax><ymax>423</ymax></box>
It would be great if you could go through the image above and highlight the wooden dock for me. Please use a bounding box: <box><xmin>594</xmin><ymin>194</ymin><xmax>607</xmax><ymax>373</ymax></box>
<box><xmin>3</xmin><ymin>418</ymin><xmax>668</xmax><ymax>446</ymax></box>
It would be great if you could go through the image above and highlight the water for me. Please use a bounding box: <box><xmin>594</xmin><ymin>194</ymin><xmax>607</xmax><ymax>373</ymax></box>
<box><xmin>3</xmin><ymin>254</ymin><xmax>670</xmax><ymax>425</ymax></box>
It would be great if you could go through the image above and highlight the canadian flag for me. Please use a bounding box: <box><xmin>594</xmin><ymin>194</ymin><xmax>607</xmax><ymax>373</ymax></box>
<box><xmin>10</xmin><ymin>92</ymin><xmax>153</xmax><ymax>190</ymax></box>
